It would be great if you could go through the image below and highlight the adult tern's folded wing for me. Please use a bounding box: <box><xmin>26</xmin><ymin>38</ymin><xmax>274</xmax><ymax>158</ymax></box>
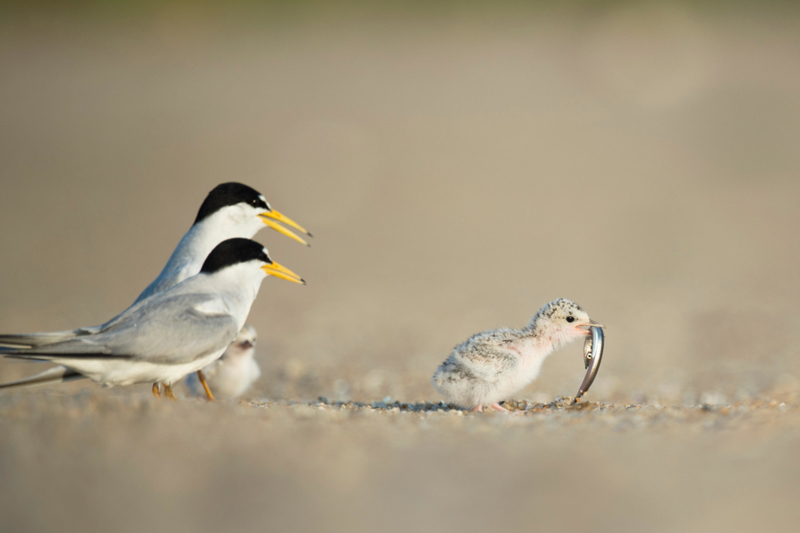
<box><xmin>1</xmin><ymin>293</ymin><xmax>240</xmax><ymax>366</ymax></box>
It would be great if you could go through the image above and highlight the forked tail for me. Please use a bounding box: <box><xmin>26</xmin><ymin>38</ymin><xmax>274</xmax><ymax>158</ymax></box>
<box><xmin>0</xmin><ymin>365</ymin><xmax>85</xmax><ymax>390</ymax></box>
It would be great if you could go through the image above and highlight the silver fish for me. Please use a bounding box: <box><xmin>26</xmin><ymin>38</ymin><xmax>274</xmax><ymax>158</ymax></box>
<box><xmin>572</xmin><ymin>325</ymin><xmax>605</xmax><ymax>404</ymax></box>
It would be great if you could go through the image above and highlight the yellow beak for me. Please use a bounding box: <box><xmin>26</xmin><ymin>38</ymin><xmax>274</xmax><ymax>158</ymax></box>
<box><xmin>261</xmin><ymin>261</ymin><xmax>306</xmax><ymax>285</ymax></box>
<box><xmin>259</xmin><ymin>210</ymin><xmax>312</xmax><ymax>247</ymax></box>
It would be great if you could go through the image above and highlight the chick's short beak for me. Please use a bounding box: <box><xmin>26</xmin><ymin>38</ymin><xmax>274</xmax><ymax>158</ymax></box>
<box><xmin>259</xmin><ymin>210</ymin><xmax>313</xmax><ymax>247</ymax></box>
<box><xmin>577</xmin><ymin>319</ymin><xmax>606</xmax><ymax>333</ymax></box>
<box><xmin>261</xmin><ymin>261</ymin><xmax>306</xmax><ymax>285</ymax></box>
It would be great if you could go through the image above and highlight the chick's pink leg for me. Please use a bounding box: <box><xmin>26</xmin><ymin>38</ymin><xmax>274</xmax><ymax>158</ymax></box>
<box><xmin>471</xmin><ymin>405</ymin><xmax>484</xmax><ymax>413</ymax></box>
<box><xmin>490</xmin><ymin>403</ymin><xmax>509</xmax><ymax>412</ymax></box>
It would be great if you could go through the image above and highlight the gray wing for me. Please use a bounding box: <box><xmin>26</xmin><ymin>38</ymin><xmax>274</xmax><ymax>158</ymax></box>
<box><xmin>0</xmin><ymin>326</ymin><xmax>100</xmax><ymax>348</ymax></box>
<box><xmin>1</xmin><ymin>293</ymin><xmax>239</xmax><ymax>366</ymax></box>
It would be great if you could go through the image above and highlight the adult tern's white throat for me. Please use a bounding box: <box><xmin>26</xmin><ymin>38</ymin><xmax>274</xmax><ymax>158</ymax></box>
<box><xmin>0</xmin><ymin>182</ymin><xmax>311</xmax><ymax>394</ymax></box>
<box><xmin>0</xmin><ymin>239</ymin><xmax>303</xmax><ymax>399</ymax></box>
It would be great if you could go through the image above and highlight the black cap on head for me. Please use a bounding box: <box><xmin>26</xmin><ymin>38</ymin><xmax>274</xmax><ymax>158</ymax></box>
<box><xmin>200</xmin><ymin>238</ymin><xmax>272</xmax><ymax>274</ymax></box>
<box><xmin>194</xmin><ymin>183</ymin><xmax>269</xmax><ymax>225</ymax></box>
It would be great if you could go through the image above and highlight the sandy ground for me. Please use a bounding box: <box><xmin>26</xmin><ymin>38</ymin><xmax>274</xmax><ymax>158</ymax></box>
<box><xmin>2</xmin><ymin>393</ymin><xmax>800</xmax><ymax>533</ymax></box>
<box><xmin>1</xmin><ymin>2</ymin><xmax>800</xmax><ymax>531</ymax></box>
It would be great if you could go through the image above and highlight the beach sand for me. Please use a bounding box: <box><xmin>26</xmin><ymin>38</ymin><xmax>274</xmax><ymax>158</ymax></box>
<box><xmin>1</xmin><ymin>3</ymin><xmax>800</xmax><ymax>531</ymax></box>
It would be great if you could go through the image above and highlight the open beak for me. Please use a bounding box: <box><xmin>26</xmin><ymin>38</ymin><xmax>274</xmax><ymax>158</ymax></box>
<box><xmin>261</xmin><ymin>261</ymin><xmax>306</xmax><ymax>285</ymax></box>
<box><xmin>259</xmin><ymin>210</ymin><xmax>313</xmax><ymax>247</ymax></box>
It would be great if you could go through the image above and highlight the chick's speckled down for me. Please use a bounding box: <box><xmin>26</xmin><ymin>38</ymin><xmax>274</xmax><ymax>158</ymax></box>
<box><xmin>432</xmin><ymin>299</ymin><xmax>601</xmax><ymax>411</ymax></box>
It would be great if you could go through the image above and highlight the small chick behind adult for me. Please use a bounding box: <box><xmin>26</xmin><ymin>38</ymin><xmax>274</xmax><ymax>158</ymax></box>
<box><xmin>431</xmin><ymin>298</ymin><xmax>603</xmax><ymax>412</ymax></box>
<box><xmin>186</xmin><ymin>325</ymin><xmax>261</xmax><ymax>399</ymax></box>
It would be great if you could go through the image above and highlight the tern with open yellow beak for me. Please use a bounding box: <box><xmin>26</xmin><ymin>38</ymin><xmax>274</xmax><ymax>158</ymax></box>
<box><xmin>0</xmin><ymin>183</ymin><xmax>311</xmax><ymax>395</ymax></box>
<box><xmin>0</xmin><ymin>239</ymin><xmax>303</xmax><ymax>396</ymax></box>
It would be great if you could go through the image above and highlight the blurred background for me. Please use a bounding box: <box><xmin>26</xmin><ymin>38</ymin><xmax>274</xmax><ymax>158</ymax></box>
<box><xmin>1</xmin><ymin>1</ymin><xmax>800</xmax><ymax>531</ymax></box>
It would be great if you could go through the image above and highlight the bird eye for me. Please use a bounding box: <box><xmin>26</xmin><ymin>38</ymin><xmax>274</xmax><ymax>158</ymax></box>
<box><xmin>566</xmin><ymin>316</ymin><xmax>575</xmax><ymax>323</ymax></box>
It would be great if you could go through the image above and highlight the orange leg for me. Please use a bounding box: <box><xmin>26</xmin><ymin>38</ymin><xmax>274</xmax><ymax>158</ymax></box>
<box><xmin>152</xmin><ymin>383</ymin><xmax>161</xmax><ymax>399</ymax></box>
<box><xmin>197</xmin><ymin>370</ymin><xmax>216</xmax><ymax>401</ymax></box>
<box><xmin>163</xmin><ymin>383</ymin><xmax>178</xmax><ymax>401</ymax></box>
